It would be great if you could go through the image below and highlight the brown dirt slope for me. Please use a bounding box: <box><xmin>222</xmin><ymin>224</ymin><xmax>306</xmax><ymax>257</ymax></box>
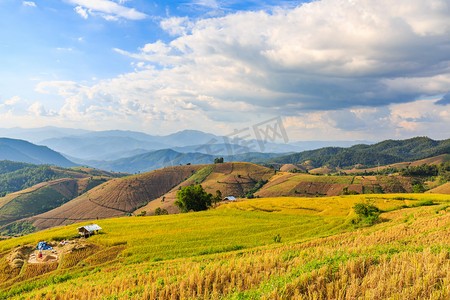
<box><xmin>426</xmin><ymin>182</ymin><xmax>450</xmax><ymax>194</ymax></box>
<box><xmin>0</xmin><ymin>166</ymin><xmax>125</xmax><ymax>232</ymax></box>
<box><xmin>137</xmin><ymin>162</ymin><xmax>274</xmax><ymax>215</ymax></box>
<box><xmin>0</xmin><ymin>178</ymin><xmax>97</xmax><ymax>228</ymax></box>
<box><xmin>342</xmin><ymin>154</ymin><xmax>448</xmax><ymax>174</ymax></box>
<box><xmin>256</xmin><ymin>173</ymin><xmax>414</xmax><ymax>198</ymax></box>
<box><xmin>52</xmin><ymin>167</ymin><xmax>129</xmax><ymax>178</ymax></box>
<box><xmin>26</xmin><ymin>165</ymin><xmax>203</xmax><ymax>231</ymax></box>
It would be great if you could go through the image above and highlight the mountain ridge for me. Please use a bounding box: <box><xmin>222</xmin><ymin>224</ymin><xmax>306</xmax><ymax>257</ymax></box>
<box><xmin>269</xmin><ymin>137</ymin><xmax>450</xmax><ymax>169</ymax></box>
<box><xmin>0</xmin><ymin>138</ymin><xmax>76</xmax><ymax>167</ymax></box>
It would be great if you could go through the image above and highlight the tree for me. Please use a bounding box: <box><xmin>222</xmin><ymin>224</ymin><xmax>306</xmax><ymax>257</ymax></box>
<box><xmin>214</xmin><ymin>157</ymin><xmax>224</xmax><ymax>164</ymax></box>
<box><xmin>342</xmin><ymin>187</ymin><xmax>359</xmax><ymax>195</ymax></box>
<box><xmin>213</xmin><ymin>190</ymin><xmax>222</xmax><ymax>207</ymax></box>
<box><xmin>137</xmin><ymin>210</ymin><xmax>146</xmax><ymax>217</ymax></box>
<box><xmin>154</xmin><ymin>207</ymin><xmax>168</xmax><ymax>215</ymax></box>
<box><xmin>412</xmin><ymin>184</ymin><xmax>425</xmax><ymax>193</ymax></box>
<box><xmin>175</xmin><ymin>184</ymin><xmax>212</xmax><ymax>213</ymax></box>
<box><xmin>352</xmin><ymin>201</ymin><xmax>380</xmax><ymax>226</ymax></box>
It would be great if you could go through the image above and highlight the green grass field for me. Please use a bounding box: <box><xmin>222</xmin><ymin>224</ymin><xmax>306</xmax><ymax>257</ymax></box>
<box><xmin>0</xmin><ymin>194</ymin><xmax>449</xmax><ymax>299</ymax></box>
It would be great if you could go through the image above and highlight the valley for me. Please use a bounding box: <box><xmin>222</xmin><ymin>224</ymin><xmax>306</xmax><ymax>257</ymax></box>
<box><xmin>0</xmin><ymin>131</ymin><xmax>448</xmax><ymax>299</ymax></box>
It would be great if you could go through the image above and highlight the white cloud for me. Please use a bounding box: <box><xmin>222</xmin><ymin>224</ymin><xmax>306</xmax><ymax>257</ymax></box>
<box><xmin>160</xmin><ymin>17</ymin><xmax>193</xmax><ymax>36</ymax></box>
<box><xmin>35</xmin><ymin>81</ymin><xmax>81</xmax><ymax>96</ymax></box>
<box><xmin>74</xmin><ymin>6</ymin><xmax>88</xmax><ymax>19</ymax></box>
<box><xmin>22</xmin><ymin>1</ymin><xmax>36</xmax><ymax>8</ymax></box>
<box><xmin>28</xmin><ymin>0</ymin><xmax>450</xmax><ymax>139</ymax></box>
<box><xmin>109</xmin><ymin>0</ymin><xmax>450</xmax><ymax>115</ymax></box>
<box><xmin>68</xmin><ymin>0</ymin><xmax>147</xmax><ymax>21</ymax></box>
<box><xmin>283</xmin><ymin>98</ymin><xmax>450</xmax><ymax>140</ymax></box>
<box><xmin>191</xmin><ymin>0</ymin><xmax>220</xmax><ymax>9</ymax></box>
<box><xmin>28</xmin><ymin>102</ymin><xmax>50</xmax><ymax>116</ymax></box>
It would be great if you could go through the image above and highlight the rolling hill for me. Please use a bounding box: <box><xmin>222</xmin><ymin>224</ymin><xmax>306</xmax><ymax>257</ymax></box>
<box><xmin>0</xmin><ymin>194</ymin><xmax>448</xmax><ymax>299</ymax></box>
<box><xmin>0</xmin><ymin>178</ymin><xmax>101</xmax><ymax>230</ymax></box>
<box><xmin>22</xmin><ymin>165</ymin><xmax>204</xmax><ymax>231</ymax></box>
<box><xmin>270</xmin><ymin>137</ymin><xmax>450</xmax><ymax>169</ymax></box>
<box><xmin>0</xmin><ymin>138</ymin><xmax>76</xmax><ymax>167</ymax></box>
<box><xmin>0</xmin><ymin>161</ymin><xmax>123</xmax><ymax>197</ymax></box>
<box><xmin>136</xmin><ymin>162</ymin><xmax>274</xmax><ymax>215</ymax></box>
<box><xmin>16</xmin><ymin>163</ymin><xmax>274</xmax><ymax>232</ymax></box>
<box><xmin>0</xmin><ymin>166</ymin><xmax>126</xmax><ymax>235</ymax></box>
<box><xmin>10</xmin><ymin>159</ymin><xmax>449</xmax><ymax>234</ymax></box>
<box><xmin>39</xmin><ymin>129</ymin><xmax>226</xmax><ymax>160</ymax></box>
<box><xmin>255</xmin><ymin>173</ymin><xmax>414</xmax><ymax>198</ymax></box>
<box><xmin>340</xmin><ymin>154</ymin><xmax>449</xmax><ymax>174</ymax></box>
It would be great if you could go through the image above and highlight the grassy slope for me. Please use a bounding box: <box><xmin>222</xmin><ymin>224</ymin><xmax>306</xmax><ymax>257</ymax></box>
<box><xmin>0</xmin><ymin>194</ymin><xmax>448</xmax><ymax>299</ymax></box>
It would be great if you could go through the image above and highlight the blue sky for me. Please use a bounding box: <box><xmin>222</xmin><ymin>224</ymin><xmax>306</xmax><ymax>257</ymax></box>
<box><xmin>0</xmin><ymin>0</ymin><xmax>449</xmax><ymax>141</ymax></box>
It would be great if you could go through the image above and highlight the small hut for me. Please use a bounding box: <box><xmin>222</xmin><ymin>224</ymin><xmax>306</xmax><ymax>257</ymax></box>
<box><xmin>78</xmin><ymin>224</ymin><xmax>102</xmax><ymax>238</ymax></box>
<box><xmin>223</xmin><ymin>196</ymin><xmax>236</xmax><ymax>201</ymax></box>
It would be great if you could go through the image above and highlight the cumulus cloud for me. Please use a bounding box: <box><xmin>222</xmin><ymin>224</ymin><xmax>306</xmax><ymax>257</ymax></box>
<box><xmin>33</xmin><ymin>0</ymin><xmax>450</xmax><ymax>139</ymax></box>
<box><xmin>113</xmin><ymin>0</ymin><xmax>450</xmax><ymax>112</ymax></box>
<box><xmin>283</xmin><ymin>98</ymin><xmax>450</xmax><ymax>140</ymax></box>
<box><xmin>27</xmin><ymin>102</ymin><xmax>50</xmax><ymax>116</ymax></box>
<box><xmin>22</xmin><ymin>1</ymin><xmax>36</xmax><ymax>7</ymax></box>
<box><xmin>74</xmin><ymin>6</ymin><xmax>88</xmax><ymax>19</ymax></box>
<box><xmin>68</xmin><ymin>0</ymin><xmax>147</xmax><ymax>21</ymax></box>
<box><xmin>160</xmin><ymin>17</ymin><xmax>194</xmax><ymax>36</ymax></box>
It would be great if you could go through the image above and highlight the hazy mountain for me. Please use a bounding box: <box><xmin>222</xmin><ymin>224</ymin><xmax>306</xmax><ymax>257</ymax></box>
<box><xmin>2</xmin><ymin>126</ymin><xmax>378</xmax><ymax>162</ymax></box>
<box><xmin>0</xmin><ymin>126</ymin><xmax>90</xmax><ymax>143</ymax></box>
<box><xmin>80</xmin><ymin>149</ymin><xmax>209</xmax><ymax>173</ymax></box>
<box><xmin>38</xmin><ymin>129</ymin><xmax>221</xmax><ymax>160</ymax></box>
<box><xmin>79</xmin><ymin>149</ymin><xmax>286</xmax><ymax>173</ymax></box>
<box><xmin>173</xmin><ymin>143</ymin><xmax>253</xmax><ymax>155</ymax></box>
<box><xmin>0</xmin><ymin>138</ymin><xmax>76</xmax><ymax>167</ymax></box>
<box><xmin>157</xmin><ymin>130</ymin><xmax>219</xmax><ymax>147</ymax></box>
<box><xmin>289</xmin><ymin>140</ymin><xmax>373</xmax><ymax>151</ymax></box>
<box><xmin>40</xmin><ymin>136</ymin><xmax>165</xmax><ymax>160</ymax></box>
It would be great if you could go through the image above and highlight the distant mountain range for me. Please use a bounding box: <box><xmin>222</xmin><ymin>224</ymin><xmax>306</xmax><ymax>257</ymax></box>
<box><xmin>0</xmin><ymin>127</ymin><xmax>448</xmax><ymax>173</ymax></box>
<box><xmin>0</xmin><ymin>138</ymin><xmax>76</xmax><ymax>167</ymax></box>
<box><xmin>76</xmin><ymin>149</ymin><xmax>284</xmax><ymax>173</ymax></box>
<box><xmin>0</xmin><ymin>127</ymin><xmax>371</xmax><ymax>161</ymax></box>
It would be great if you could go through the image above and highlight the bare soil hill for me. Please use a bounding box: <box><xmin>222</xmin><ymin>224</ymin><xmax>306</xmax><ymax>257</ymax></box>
<box><xmin>25</xmin><ymin>165</ymin><xmax>203</xmax><ymax>231</ymax></box>
<box><xmin>0</xmin><ymin>176</ymin><xmax>110</xmax><ymax>229</ymax></box>
<box><xmin>341</xmin><ymin>154</ymin><xmax>448</xmax><ymax>174</ymax></box>
<box><xmin>255</xmin><ymin>173</ymin><xmax>414</xmax><ymax>198</ymax></box>
<box><xmin>426</xmin><ymin>182</ymin><xmax>450</xmax><ymax>194</ymax></box>
<box><xmin>275</xmin><ymin>154</ymin><xmax>448</xmax><ymax>175</ymax></box>
<box><xmin>136</xmin><ymin>162</ymin><xmax>274</xmax><ymax>215</ymax></box>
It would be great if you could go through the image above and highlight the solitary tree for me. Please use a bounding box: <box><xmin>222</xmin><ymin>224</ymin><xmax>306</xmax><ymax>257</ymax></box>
<box><xmin>213</xmin><ymin>190</ymin><xmax>222</xmax><ymax>207</ymax></box>
<box><xmin>175</xmin><ymin>184</ymin><xmax>212</xmax><ymax>213</ymax></box>
<box><xmin>352</xmin><ymin>201</ymin><xmax>380</xmax><ymax>226</ymax></box>
<box><xmin>214</xmin><ymin>157</ymin><xmax>224</xmax><ymax>164</ymax></box>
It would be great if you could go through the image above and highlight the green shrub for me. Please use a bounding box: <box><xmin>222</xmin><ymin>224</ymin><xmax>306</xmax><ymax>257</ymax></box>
<box><xmin>352</xmin><ymin>201</ymin><xmax>380</xmax><ymax>226</ymax></box>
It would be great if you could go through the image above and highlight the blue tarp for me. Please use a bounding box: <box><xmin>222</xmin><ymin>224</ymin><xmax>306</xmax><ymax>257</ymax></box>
<box><xmin>36</xmin><ymin>242</ymin><xmax>52</xmax><ymax>251</ymax></box>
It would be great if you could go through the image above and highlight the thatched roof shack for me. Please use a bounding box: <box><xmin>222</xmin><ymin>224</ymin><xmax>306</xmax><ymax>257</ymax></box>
<box><xmin>78</xmin><ymin>224</ymin><xmax>102</xmax><ymax>238</ymax></box>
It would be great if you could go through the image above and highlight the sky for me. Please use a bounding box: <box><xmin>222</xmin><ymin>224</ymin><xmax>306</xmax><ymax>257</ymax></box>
<box><xmin>0</xmin><ymin>0</ymin><xmax>449</xmax><ymax>142</ymax></box>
